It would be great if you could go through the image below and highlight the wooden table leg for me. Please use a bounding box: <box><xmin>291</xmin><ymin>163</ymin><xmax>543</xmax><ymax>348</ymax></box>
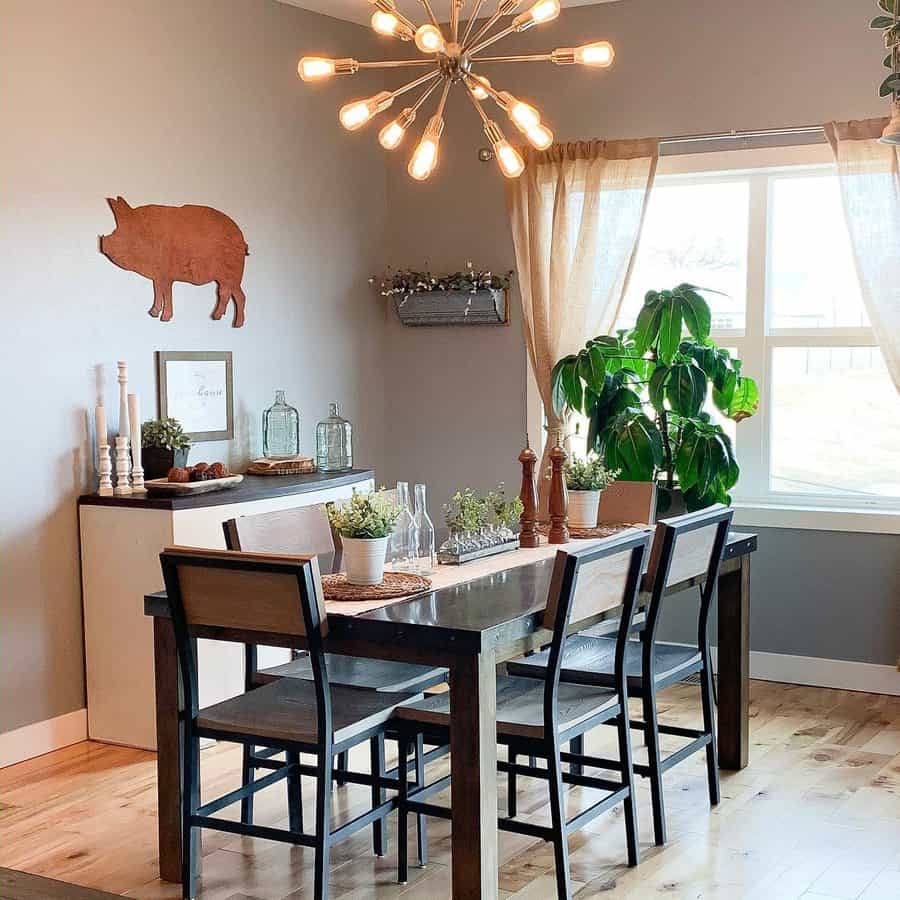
<box><xmin>153</xmin><ymin>617</ymin><xmax>184</xmax><ymax>882</ymax></box>
<box><xmin>449</xmin><ymin>650</ymin><xmax>498</xmax><ymax>900</ymax></box>
<box><xmin>717</xmin><ymin>555</ymin><xmax>750</xmax><ymax>770</ymax></box>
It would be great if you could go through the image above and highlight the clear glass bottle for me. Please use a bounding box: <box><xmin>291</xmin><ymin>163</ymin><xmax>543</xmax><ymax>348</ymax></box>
<box><xmin>262</xmin><ymin>390</ymin><xmax>300</xmax><ymax>459</ymax></box>
<box><xmin>412</xmin><ymin>483</ymin><xmax>437</xmax><ymax>575</ymax></box>
<box><xmin>390</xmin><ymin>481</ymin><xmax>416</xmax><ymax>572</ymax></box>
<box><xmin>316</xmin><ymin>402</ymin><xmax>353</xmax><ymax>472</ymax></box>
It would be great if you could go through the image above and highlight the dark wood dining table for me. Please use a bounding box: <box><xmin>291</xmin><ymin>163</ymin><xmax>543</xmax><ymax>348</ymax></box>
<box><xmin>144</xmin><ymin>530</ymin><xmax>756</xmax><ymax>899</ymax></box>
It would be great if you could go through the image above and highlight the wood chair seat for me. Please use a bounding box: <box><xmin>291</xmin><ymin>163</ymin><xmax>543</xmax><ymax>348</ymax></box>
<box><xmin>198</xmin><ymin>677</ymin><xmax>423</xmax><ymax>749</ymax></box>
<box><xmin>262</xmin><ymin>654</ymin><xmax>447</xmax><ymax>694</ymax></box>
<box><xmin>395</xmin><ymin>674</ymin><xmax>618</xmax><ymax>741</ymax></box>
<box><xmin>507</xmin><ymin>637</ymin><xmax>702</xmax><ymax>691</ymax></box>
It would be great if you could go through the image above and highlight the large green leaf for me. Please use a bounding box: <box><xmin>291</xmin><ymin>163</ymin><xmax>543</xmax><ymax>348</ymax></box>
<box><xmin>713</xmin><ymin>370</ymin><xmax>737</xmax><ymax>413</ymax></box>
<box><xmin>585</xmin><ymin>344</ymin><xmax>608</xmax><ymax>390</ymax></box>
<box><xmin>880</xmin><ymin>72</ymin><xmax>900</xmax><ymax>96</ymax></box>
<box><xmin>632</xmin><ymin>302</ymin><xmax>662</xmax><ymax>355</ymax></box>
<box><xmin>879</xmin><ymin>0</ymin><xmax>900</xmax><ymax>17</ymax></box>
<box><xmin>561</xmin><ymin>359</ymin><xmax>583</xmax><ymax>412</ymax></box>
<box><xmin>606</xmin><ymin>413</ymin><xmax>663</xmax><ymax>481</ymax></box>
<box><xmin>550</xmin><ymin>355</ymin><xmax>576</xmax><ymax>417</ymax></box>
<box><xmin>657</xmin><ymin>299</ymin><xmax>683</xmax><ymax>365</ymax></box>
<box><xmin>872</xmin><ymin>14</ymin><xmax>896</xmax><ymax>28</ymax></box>
<box><xmin>726</xmin><ymin>376</ymin><xmax>759</xmax><ymax>421</ymax></box>
<box><xmin>675</xmin><ymin>429</ymin><xmax>704</xmax><ymax>492</ymax></box>
<box><xmin>648</xmin><ymin>365</ymin><xmax>669</xmax><ymax>412</ymax></box>
<box><xmin>677</xmin><ymin>287</ymin><xmax>712</xmax><ymax>342</ymax></box>
<box><xmin>666</xmin><ymin>363</ymin><xmax>707</xmax><ymax>418</ymax></box>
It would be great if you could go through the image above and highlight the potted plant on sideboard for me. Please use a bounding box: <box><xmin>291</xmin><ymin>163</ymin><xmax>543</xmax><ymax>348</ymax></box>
<box><xmin>551</xmin><ymin>284</ymin><xmax>760</xmax><ymax>513</ymax></box>
<box><xmin>327</xmin><ymin>490</ymin><xmax>402</xmax><ymax>585</ymax></box>
<box><xmin>141</xmin><ymin>418</ymin><xmax>191</xmax><ymax>480</ymax></box>
<box><xmin>564</xmin><ymin>454</ymin><xmax>617</xmax><ymax>527</ymax></box>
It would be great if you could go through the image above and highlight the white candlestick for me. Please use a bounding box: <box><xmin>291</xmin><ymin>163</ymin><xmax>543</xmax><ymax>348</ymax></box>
<box><xmin>128</xmin><ymin>393</ymin><xmax>145</xmax><ymax>493</ymax></box>
<box><xmin>98</xmin><ymin>443</ymin><xmax>113</xmax><ymax>496</ymax></box>
<box><xmin>114</xmin><ymin>435</ymin><xmax>132</xmax><ymax>496</ymax></box>
<box><xmin>117</xmin><ymin>361</ymin><xmax>129</xmax><ymax>439</ymax></box>
<box><xmin>95</xmin><ymin>405</ymin><xmax>107</xmax><ymax>447</ymax></box>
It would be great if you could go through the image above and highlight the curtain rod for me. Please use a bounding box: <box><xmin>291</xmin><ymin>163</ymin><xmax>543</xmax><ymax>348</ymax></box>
<box><xmin>659</xmin><ymin>125</ymin><xmax>826</xmax><ymax>146</ymax></box>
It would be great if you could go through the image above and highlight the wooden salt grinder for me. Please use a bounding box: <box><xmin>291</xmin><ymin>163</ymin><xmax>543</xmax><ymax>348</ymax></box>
<box><xmin>518</xmin><ymin>438</ymin><xmax>539</xmax><ymax>549</ymax></box>
<box><xmin>548</xmin><ymin>441</ymin><xmax>569</xmax><ymax>544</ymax></box>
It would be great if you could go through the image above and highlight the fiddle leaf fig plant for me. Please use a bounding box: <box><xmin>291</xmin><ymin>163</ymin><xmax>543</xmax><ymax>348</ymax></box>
<box><xmin>551</xmin><ymin>284</ymin><xmax>760</xmax><ymax>512</ymax></box>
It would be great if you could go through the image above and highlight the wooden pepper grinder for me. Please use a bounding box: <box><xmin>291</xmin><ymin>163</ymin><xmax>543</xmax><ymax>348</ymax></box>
<box><xmin>548</xmin><ymin>440</ymin><xmax>570</xmax><ymax>544</ymax></box>
<box><xmin>518</xmin><ymin>436</ymin><xmax>539</xmax><ymax>549</ymax></box>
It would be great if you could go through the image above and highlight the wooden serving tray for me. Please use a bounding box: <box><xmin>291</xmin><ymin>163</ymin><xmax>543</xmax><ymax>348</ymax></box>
<box><xmin>145</xmin><ymin>474</ymin><xmax>243</xmax><ymax>495</ymax></box>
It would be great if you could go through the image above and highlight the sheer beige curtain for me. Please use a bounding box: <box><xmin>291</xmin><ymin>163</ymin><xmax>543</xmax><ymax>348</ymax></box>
<box><xmin>824</xmin><ymin>119</ymin><xmax>900</xmax><ymax>391</ymax></box>
<box><xmin>506</xmin><ymin>139</ymin><xmax>658</xmax><ymax>513</ymax></box>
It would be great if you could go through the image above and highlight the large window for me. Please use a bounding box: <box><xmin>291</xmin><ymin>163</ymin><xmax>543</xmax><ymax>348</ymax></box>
<box><xmin>557</xmin><ymin>145</ymin><xmax>900</xmax><ymax>510</ymax></box>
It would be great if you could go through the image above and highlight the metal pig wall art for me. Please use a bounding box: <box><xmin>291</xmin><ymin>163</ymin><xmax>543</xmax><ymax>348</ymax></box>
<box><xmin>100</xmin><ymin>197</ymin><xmax>249</xmax><ymax>327</ymax></box>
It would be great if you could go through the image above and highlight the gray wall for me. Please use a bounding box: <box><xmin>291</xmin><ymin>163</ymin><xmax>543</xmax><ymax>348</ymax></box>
<box><xmin>0</xmin><ymin>0</ymin><xmax>388</xmax><ymax>733</ymax></box>
<box><xmin>381</xmin><ymin>0</ymin><xmax>899</xmax><ymax>667</ymax></box>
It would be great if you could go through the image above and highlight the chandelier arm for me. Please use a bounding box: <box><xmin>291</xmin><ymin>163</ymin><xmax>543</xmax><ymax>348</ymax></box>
<box><xmin>451</xmin><ymin>0</ymin><xmax>464</xmax><ymax>43</ymax></box>
<box><xmin>391</xmin><ymin>69</ymin><xmax>443</xmax><ymax>99</ymax></box>
<box><xmin>357</xmin><ymin>59</ymin><xmax>438</xmax><ymax>69</ymax></box>
<box><xmin>474</xmin><ymin>53</ymin><xmax>554</xmax><ymax>63</ymax></box>
<box><xmin>418</xmin><ymin>0</ymin><xmax>440</xmax><ymax>27</ymax></box>
<box><xmin>434</xmin><ymin>78</ymin><xmax>453</xmax><ymax>120</ymax></box>
<box><xmin>464</xmin><ymin>82</ymin><xmax>492</xmax><ymax>126</ymax></box>
<box><xmin>407</xmin><ymin>76</ymin><xmax>444</xmax><ymax>114</ymax></box>
<box><xmin>465</xmin><ymin>2</ymin><xmax>522</xmax><ymax>51</ymax></box>
<box><xmin>468</xmin><ymin>24</ymin><xmax>516</xmax><ymax>56</ymax></box>
<box><xmin>460</xmin><ymin>0</ymin><xmax>487</xmax><ymax>47</ymax></box>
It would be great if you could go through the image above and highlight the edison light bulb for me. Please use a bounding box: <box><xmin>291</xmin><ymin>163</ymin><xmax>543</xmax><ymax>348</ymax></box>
<box><xmin>371</xmin><ymin>10</ymin><xmax>413</xmax><ymax>39</ymax></box>
<box><xmin>575</xmin><ymin>41</ymin><xmax>615</xmax><ymax>67</ymax></box>
<box><xmin>513</xmin><ymin>0</ymin><xmax>560</xmax><ymax>30</ymax></box>
<box><xmin>339</xmin><ymin>91</ymin><xmax>393</xmax><ymax>131</ymax></box>
<box><xmin>468</xmin><ymin>76</ymin><xmax>491</xmax><ymax>101</ymax></box>
<box><xmin>415</xmin><ymin>23</ymin><xmax>446</xmax><ymax>54</ymax></box>
<box><xmin>494</xmin><ymin>140</ymin><xmax>525</xmax><ymax>178</ymax></box>
<box><xmin>525</xmin><ymin>122</ymin><xmax>553</xmax><ymax>150</ymax></box>
<box><xmin>408</xmin><ymin>116</ymin><xmax>444</xmax><ymax>181</ymax></box>
<box><xmin>298</xmin><ymin>57</ymin><xmax>335</xmax><ymax>81</ymax></box>
<box><xmin>379</xmin><ymin>108</ymin><xmax>415</xmax><ymax>150</ymax></box>
<box><xmin>509</xmin><ymin>99</ymin><xmax>541</xmax><ymax>131</ymax></box>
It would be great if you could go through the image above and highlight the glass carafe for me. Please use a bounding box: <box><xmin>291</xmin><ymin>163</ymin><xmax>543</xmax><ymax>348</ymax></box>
<box><xmin>316</xmin><ymin>402</ymin><xmax>353</xmax><ymax>472</ymax></box>
<box><xmin>262</xmin><ymin>390</ymin><xmax>300</xmax><ymax>459</ymax></box>
<box><xmin>412</xmin><ymin>483</ymin><xmax>437</xmax><ymax>575</ymax></box>
<box><xmin>389</xmin><ymin>481</ymin><xmax>416</xmax><ymax>572</ymax></box>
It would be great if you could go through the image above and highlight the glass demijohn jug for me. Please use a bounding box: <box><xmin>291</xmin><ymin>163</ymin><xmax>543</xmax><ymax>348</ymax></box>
<box><xmin>316</xmin><ymin>402</ymin><xmax>353</xmax><ymax>472</ymax></box>
<box><xmin>390</xmin><ymin>481</ymin><xmax>416</xmax><ymax>572</ymax></box>
<box><xmin>262</xmin><ymin>390</ymin><xmax>300</xmax><ymax>459</ymax></box>
<box><xmin>412</xmin><ymin>483</ymin><xmax>437</xmax><ymax>575</ymax></box>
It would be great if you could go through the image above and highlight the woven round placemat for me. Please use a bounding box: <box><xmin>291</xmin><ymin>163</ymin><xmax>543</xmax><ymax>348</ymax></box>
<box><xmin>536</xmin><ymin>522</ymin><xmax>640</xmax><ymax>540</ymax></box>
<box><xmin>322</xmin><ymin>571</ymin><xmax>432</xmax><ymax>601</ymax></box>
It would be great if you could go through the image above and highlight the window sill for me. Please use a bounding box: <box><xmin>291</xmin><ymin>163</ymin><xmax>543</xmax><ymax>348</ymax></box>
<box><xmin>731</xmin><ymin>500</ymin><xmax>900</xmax><ymax>535</ymax></box>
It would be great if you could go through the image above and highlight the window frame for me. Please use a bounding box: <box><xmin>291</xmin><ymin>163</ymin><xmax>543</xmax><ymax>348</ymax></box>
<box><xmin>526</xmin><ymin>143</ymin><xmax>900</xmax><ymax>533</ymax></box>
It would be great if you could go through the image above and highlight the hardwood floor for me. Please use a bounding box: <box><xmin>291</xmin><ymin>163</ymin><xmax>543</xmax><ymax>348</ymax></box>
<box><xmin>0</xmin><ymin>680</ymin><xmax>898</xmax><ymax>899</ymax></box>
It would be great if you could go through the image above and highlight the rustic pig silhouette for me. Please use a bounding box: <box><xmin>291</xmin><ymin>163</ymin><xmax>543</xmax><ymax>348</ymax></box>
<box><xmin>100</xmin><ymin>197</ymin><xmax>249</xmax><ymax>327</ymax></box>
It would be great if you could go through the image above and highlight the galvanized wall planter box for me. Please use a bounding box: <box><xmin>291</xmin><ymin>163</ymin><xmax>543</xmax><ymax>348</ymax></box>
<box><xmin>394</xmin><ymin>288</ymin><xmax>509</xmax><ymax>326</ymax></box>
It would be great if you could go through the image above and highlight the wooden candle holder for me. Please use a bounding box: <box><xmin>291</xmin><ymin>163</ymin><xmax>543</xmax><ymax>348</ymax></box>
<box><xmin>518</xmin><ymin>438</ymin><xmax>539</xmax><ymax>549</ymax></box>
<box><xmin>548</xmin><ymin>441</ymin><xmax>569</xmax><ymax>544</ymax></box>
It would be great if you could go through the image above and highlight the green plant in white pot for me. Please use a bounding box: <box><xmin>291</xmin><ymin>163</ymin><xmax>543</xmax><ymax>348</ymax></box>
<box><xmin>564</xmin><ymin>455</ymin><xmax>617</xmax><ymax>528</ymax></box>
<box><xmin>327</xmin><ymin>490</ymin><xmax>402</xmax><ymax>586</ymax></box>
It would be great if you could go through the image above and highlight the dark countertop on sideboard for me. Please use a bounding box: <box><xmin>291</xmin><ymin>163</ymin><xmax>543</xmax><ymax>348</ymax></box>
<box><xmin>78</xmin><ymin>469</ymin><xmax>375</xmax><ymax>511</ymax></box>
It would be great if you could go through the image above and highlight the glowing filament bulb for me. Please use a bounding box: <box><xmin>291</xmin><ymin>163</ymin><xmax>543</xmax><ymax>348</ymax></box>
<box><xmin>408</xmin><ymin>115</ymin><xmax>444</xmax><ymax>181</ymax></box>
<box><xmin>513</xmin><ymin>0</ymin><xmax>560</xmax><ymax>30</ymax></box>
<box><xmin>371</xmin><ymin>10</ymin><xmax>413</xmax><ymax>39</ymax></box>
<box><xmin>575</xmin><ymin>41</ymin><xmax>615</xmax><ymax>67</ymax></box>
<box><xmin>468</xmin><ymin>76</ymin><xmax>492</xmax><ymax>101</ymax></box>
<box><xmin>339</xmin><ymin>90</ymin><xmax>393</xmax><ymax>131</ymax></box>
<box><xmin>379</xmin><ymin>108</ymin><xmax>415</xmax><ymax>149</ymax></box>
<box><xmin>415</xmin><ymin>24</ymin><xmax>446</xmax><ymax>54</ymax></box>
<box><xmin>509</xmin><ymin>99</ymin><xmax>541</xmax><ymax>131</ymax></box>
<box><xmin>298</xmin><ymin>57</ymin><xmax>335</xmax><ymax>81</ymax></box>
<box><xmin>525</xmin><ymin>122</ymin><xmax>553</xmax><ymax>150</ymax></box>
<box><xmin>495</xmin><ymin>140</ymin><xmax>525</xmax><ymax>178</ymax></box>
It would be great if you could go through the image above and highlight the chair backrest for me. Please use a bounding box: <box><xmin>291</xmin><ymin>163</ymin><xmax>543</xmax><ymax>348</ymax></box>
<box><xmin>159</xmin><ymin>547</ymin><xmax>329</xmax><ymax>719</ymax></box>
<box><xmin>642</xmin><ymin>504</ymin><xmax>734</xmax><ymax>655</ymax></box>
<box><xmin>223</xmin><ymin>504</ymin><xmax>339</xmax><ymax>574</ymax></box>
<box><xmin>540</xmin><ymin>529</ymin><xmax>652</xmax><ymax>726</ymax></box>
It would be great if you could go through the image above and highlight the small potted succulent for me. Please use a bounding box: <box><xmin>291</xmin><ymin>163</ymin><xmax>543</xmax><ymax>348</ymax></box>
<box><xmin>327</xmin><ymin>490</ymin><xmax>402</xmax><ymax>586</ymax></box>
<box><xmin>141</xmin><ymin>418</ymin><xmax>191</xmax><ymax>480</ymax></box>
<box><xmin>564</xmin><ymin>454</ymin><xmax>617</xmax><ymax>528</ymax></box>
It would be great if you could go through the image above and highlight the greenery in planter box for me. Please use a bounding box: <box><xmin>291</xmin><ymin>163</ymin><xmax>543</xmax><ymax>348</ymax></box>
<box><xmin>373</xmin><ymin>262</ymin><xmax>513</xmax><ymax>300</ymax></box>
<box><xmin>551</xmin><ymin>284</ymin><xmax>759</xmax><ymax>512</ymax></box>
<box><xmin>486</xmin><ymin>484</ymin><xmax>524</xmax><ymax>529</ymax></box>
<box><xmin>327</xmin><ymin>490</ymin><xmax>401</xmax><ymax>539</ymax></box>
<box><xmin>564</xmin><ymin>454</ymin><xmax>617</xmax><ymax>492</ymax></box>
<box><xmin>141</xmin><ymin>417</ymin><xmax>191</xmax><ymax>452</ymax></box>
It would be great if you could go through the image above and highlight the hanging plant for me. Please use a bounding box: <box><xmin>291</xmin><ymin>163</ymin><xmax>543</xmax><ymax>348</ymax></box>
<box><xmin>872</xmin><ymin>0</ymin><xmax>900</xmax><ymax>96</ymax></box>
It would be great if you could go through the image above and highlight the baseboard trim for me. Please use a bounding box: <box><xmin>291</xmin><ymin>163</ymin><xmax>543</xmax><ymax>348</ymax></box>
<box><xmin>707</xmin><ymin>647</ymin><xmax>900</xmax><ymax>696</ymax></box>
<box><xmin>0</xmin><ymin>709</ymin><xmax>88</xmax><ymax>768</ymax></box>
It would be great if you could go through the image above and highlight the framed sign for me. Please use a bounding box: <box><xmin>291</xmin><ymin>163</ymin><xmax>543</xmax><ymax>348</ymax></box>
<box><xmin>157</xmin><ymin>351</ymin><xmax>234</xmax><ymax>442</ymax></box>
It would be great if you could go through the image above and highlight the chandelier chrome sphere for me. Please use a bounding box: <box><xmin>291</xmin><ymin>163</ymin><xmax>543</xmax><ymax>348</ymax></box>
<box><xmin>298</xmin><ymin>0</ymin><xmax>615</xmax><ymax>180</ymax></box>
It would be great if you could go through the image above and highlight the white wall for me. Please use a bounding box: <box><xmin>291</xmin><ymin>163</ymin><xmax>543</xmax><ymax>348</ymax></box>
<box><xmin>0</xmin><ymin>0</ymin><xmax>387</xmax><ymax>733</ymax></box>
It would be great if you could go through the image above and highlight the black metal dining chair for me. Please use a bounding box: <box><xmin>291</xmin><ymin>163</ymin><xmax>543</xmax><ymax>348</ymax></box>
<box><xmin>223</xmin><ymin>503</ymin><xmax>447</xmax><ymax>856</ymax></box>
<box><xmin>159</xmin><ymin>546</ymin><xmax>425</xmax><ymax>900</ymax></box>
<box><xmin>508</xmin><ymin>505</ymin><xmax>734</xmax><ymax>847</ymax></box>
<box><xmin>392</xmin><ymin>529</ymin><xmax>653</xmax><ymax>900</ymax></box>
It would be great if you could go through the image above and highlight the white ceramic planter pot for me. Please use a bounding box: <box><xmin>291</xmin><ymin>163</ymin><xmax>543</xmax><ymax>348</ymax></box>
<box><xmin>568</xmin><ymin>490</ymin><xmax>601</xmax><ymax>528</ymax></box>
<box><xmin>342</xmin><ymin>536</ymin><xmax>389</xmax><ymax>586</ymax></box>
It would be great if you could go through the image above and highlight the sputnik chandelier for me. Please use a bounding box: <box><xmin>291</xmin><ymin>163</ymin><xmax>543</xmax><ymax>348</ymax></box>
<box><xmin>298</xmin><ymin>0</ymin><xmax>615</xmax><ymax>181</ymax></box>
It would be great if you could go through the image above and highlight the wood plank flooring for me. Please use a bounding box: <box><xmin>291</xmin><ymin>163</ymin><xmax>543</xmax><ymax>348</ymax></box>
<box><xmin>0</xmin><ymin>680</ymin><xmax>898</xmax><ymax>899</ymax></box>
